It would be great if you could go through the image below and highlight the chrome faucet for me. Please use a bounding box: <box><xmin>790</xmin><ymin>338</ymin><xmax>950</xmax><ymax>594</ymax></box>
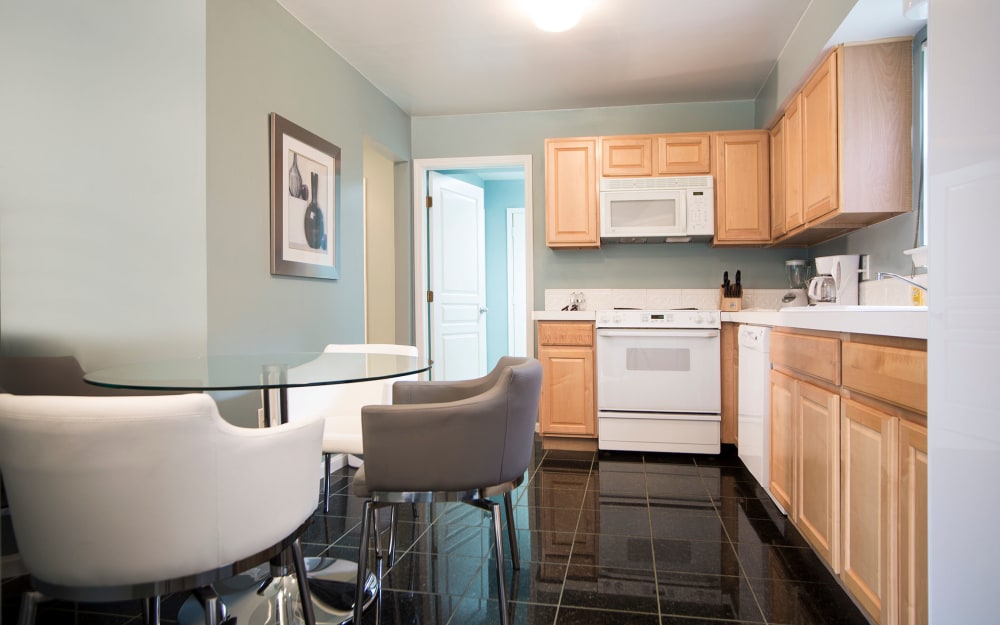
<box><xmin>876</xmin><ymin>272</ymin><xmax>928</xmax><ymax>292</ymax></box>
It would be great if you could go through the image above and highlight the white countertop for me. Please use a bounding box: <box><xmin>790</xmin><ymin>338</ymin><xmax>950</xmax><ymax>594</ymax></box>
<box><xmin>723</xmin><ymin>307</ymin><xmax>927</xmax><ymax>339</ymax></box>
<box><xmin>532</xmin><ymin>307</ymin><xmax>927</xmax><ymax>339</ymax></box>
<box><xmin>532</xmin><ymin>310</ymin><xmax>597</xmax><ymax>321</ymax></box>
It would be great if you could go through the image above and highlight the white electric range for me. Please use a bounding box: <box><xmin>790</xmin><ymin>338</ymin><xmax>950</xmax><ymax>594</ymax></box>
<box><xmin>595</xmin><ymin>308</ymin><xmax>721</xmax><ymax>454</ymax></box>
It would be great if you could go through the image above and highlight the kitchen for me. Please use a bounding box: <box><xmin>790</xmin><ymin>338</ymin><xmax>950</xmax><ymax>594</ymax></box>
<box><xmin>1</xmin><ymin>1</ymin><xmax>997</xmax><ymax>625</ymax></box>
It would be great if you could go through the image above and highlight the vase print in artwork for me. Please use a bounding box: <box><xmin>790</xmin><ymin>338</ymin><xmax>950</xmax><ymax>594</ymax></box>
<box><xmin>304</xmin><ymin>172</ymin><xmax>326</xmax><ymax>250</ymax></box>
<box><xmin>288</xmin><ymin>153</ymin><xmax>303</xmax><ymax>199</ymax></box>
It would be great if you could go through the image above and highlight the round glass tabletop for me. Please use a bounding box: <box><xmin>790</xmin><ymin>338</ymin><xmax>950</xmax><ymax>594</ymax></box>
<box><xmin>84</xmin><ymin>352</ymin><xmax>430</xmax><ymax>392</ymax></box>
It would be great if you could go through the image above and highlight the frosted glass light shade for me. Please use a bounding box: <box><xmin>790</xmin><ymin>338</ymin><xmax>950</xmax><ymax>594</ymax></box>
<box><xmin>532</xmin><ymin>0</ymin><xmax>583</xmax><ymax>32</ymax></box>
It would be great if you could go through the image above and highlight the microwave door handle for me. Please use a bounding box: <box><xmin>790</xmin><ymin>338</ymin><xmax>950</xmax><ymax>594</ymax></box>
<box><xmin>596</xmin><ymin>329</ymin><xmax>719</xmax><ymax>339</ymax></box>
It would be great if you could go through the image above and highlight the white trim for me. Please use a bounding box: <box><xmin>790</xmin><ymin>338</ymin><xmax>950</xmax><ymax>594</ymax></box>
<box><xmin>412</xmin><ymin>155</ymin><xmax>534</xmax><ymax>365</ymax></box>
<box><xmin>361</xmin><ymin>177</ymin><xmax>368</xmax><ymax>343</ymax></box>
<box><xmin>506</xmin><ymin>207</ymin><xmax>526</xmax><ymax>356</ymax></box>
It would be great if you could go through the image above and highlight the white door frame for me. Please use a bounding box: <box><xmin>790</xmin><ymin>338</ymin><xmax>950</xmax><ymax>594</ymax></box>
<box><xmin>506</xmin><ymin>207</ymin><xmax>527</xmax><ymax>356</ymax></box>
<box><xmin>412</xmin><ymin>155</ymin><xmax>534</xmax><ymax>365</ymax></box>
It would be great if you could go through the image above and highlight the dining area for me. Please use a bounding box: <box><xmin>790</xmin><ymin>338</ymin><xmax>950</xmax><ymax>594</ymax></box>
<box><xmin>0</xmin><ymin>349</ymin><xmax>544</xmax><ymax>625</ymax></box>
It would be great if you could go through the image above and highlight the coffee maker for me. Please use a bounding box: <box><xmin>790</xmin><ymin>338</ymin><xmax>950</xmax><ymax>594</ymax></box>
<box><xmin>809</xmin><ymin>255</ymin><xmax>860</xmax><ymax>305</ymax></box>
<box><xmin>781</xmin><ymin>259</ymin><xmax>810</xmax><ymax>308</ymax></box>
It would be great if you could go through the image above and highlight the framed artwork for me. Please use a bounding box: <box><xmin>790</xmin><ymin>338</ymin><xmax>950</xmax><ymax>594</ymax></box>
<box><xmin>269</xmin><ymin>113</ymin><xmax>341</xmax><ymax>279</ymax></box>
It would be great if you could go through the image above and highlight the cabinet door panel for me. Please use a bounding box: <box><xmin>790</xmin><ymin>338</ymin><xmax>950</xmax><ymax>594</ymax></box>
<box><xmin>841</xmin><ymin>399</ymin><xmax>895</xmax><ymax>624</ymax></box>
<box><xmin>796</xmin><ymin>381</ymin><xmax>841</xmax><ymax>571</ymax></box>
<box><xmin>545</xmin><ymin>138</ymin><xmax>599</xmax><ymax>247</ymax></box>
<box><xmin>539</xmin><ymin>345</ymin><xmax>595</xmax><ymax>437</ymax></box>
<box><xmin>898</xmin><ymin>420</ymin><xmax>928</xmax><ymax>625</ymax></box>
<box><xmin>769</xmin><ymin>370</ymin><xmax>796</xmax><ymax>516</ymax></box>
<box><xmin>713</xmin><ymin>130</ymin><xmax>770</xmax><ymax>243</ymax></box>
<box><xmin>784</xmin><ymin>95</ymin><xmax>804</xmax><ymax>232</ymax></box>
<box><xmin>656</xmin><ymin>133</ymin><xmax>711</xmax><ymax>174</ymax></box>
<box><xmin>802</xmin><ymin>50</ymin><xmax>839</xmax><ymax>222</ymax></box>
<box><xmin>601</xmin><ymin>136</ymin><xmax>654</xmax><ymax>177</ymax></box>
<box><xmin>770</xmin><ymin>120</ymin><xmax>786</xmax><ymax>238</ymax></box>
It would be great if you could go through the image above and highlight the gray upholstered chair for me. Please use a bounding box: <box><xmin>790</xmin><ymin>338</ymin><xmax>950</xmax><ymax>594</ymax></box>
<box><xmin>350</xmin><ymin>356</ymin><xmax>542</xmax><ymax>625</ymax></box>
<box><xmin>0</xmin><ymin>392</ymin><xmax>324</xmax><ymax>625</ymax></box>
<box><xmin>286</xmin><ymin>343</ymin><xmax>420</xmax><ymax>512</ymax></box>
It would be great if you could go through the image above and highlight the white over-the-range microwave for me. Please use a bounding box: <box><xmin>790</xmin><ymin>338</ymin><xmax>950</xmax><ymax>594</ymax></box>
<box><xmin>599</xmin><ymin>175</ymin><xmax>714</xmax><ymax>243</ymax></box>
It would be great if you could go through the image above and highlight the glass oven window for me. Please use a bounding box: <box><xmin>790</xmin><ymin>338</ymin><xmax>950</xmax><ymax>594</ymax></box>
<box><xmin>625</xmin><ymin>347</ymin><xmax>691</xmax><ymax>372</ymax></box>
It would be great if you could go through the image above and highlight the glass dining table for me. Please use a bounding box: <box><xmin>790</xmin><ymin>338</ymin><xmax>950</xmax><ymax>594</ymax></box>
<box><xmin>85</xmin><ymin>350</ymin><xmax>431</xmax><ymax>625</ymax></box>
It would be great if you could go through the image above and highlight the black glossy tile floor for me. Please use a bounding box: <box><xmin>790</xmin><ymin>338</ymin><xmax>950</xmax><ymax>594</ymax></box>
<box><xmin>2</xmin><ymin>443</ymin><xmax>873</xmax><ymax>625</ymax></box>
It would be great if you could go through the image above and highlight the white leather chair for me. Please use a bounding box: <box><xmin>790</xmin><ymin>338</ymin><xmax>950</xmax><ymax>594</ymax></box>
<box><xmin>0</xmin><ymin>392</ymin><xmax>324</xmax><ymax>625</ymax></box>
<box><xmin>286</xmin><ymin>344</ymin><xmax>419</xmax><ymax>512</ymax></box>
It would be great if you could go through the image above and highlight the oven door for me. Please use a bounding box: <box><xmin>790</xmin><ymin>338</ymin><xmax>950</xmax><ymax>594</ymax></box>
<box><xmin>596</xmin><ymin>328</ymin><xmax>720</xmax><ymax>413</ymax></box>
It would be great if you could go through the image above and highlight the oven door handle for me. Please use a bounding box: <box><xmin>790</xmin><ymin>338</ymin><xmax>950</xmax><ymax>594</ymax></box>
<box><xmin>596</xmin><ymin>328</ymin><xmax>719</xmax><ymax>339</ymax></box>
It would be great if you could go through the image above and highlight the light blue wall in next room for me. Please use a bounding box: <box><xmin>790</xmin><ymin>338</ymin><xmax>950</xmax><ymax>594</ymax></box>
<box><xmin>485</xmin><ymin>179</ymin><xmax>525</xmax><ymax>366</ymax></box>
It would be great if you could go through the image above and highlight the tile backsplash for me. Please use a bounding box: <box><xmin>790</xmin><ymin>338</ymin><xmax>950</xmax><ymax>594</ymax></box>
<box><xmin>544</xmin><ymin>288</ymin><xmax>788</xmax><ymax>311</ymax></box>
<box><xmin>545</xmin><ymin>278</ymin><xmax>927</xmax><ymax>312</ymax></box>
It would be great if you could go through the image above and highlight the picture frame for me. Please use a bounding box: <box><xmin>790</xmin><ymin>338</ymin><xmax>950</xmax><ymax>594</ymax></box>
<box><xmin>269</xmin><ymin>113</ymin><xmax>341</xmax><ymax>280</ymax></box>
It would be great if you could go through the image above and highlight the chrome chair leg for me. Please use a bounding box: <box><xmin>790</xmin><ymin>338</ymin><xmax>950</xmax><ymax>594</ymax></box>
<box><xmin>354</xmin><ymin>500</ymin><xmax>374</xmax><ymax>625</ymax></box>
<box><xmin>387</xmin><ymin>505</ymin><xmax>399</xmax><ymax>568</ymax></box>
<box><xmin>323</xmin><ymin>453</ymin><xmax>332</xmax><ymax>513</ymax></box>
<box><xmin>16</xmin><ymin>590</ymin><xmax>42</xmax><ymax>625</ymax></box>
<box><xmin>290</xmin><ymin>538</ymin><xmax>317</xmax><ymax>625</ymax></box>
<box><xmin>488</xmin><ymin>499</ymin><xmax>510</xmax><ymax>625</ymax></box>
<box><xmin>194</xmin><ymin>586</ymin><xmax>222</xmax><ymax>625</ymax></box>
<box><xmin>503</xmin><ymin>491</ymin><xmax>520</xmax><ymax>570</ymax></box>
<box><xmin>142</xmin><ymin>595</ymin><xmax>161</xmax><ymax>625</ymax></box>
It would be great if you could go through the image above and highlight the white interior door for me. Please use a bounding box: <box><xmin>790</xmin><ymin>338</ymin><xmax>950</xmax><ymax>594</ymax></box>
<box><xmin>429</xmin><ymin>172</ymin><xmax>487</xmax><ymax>380</ymax></box>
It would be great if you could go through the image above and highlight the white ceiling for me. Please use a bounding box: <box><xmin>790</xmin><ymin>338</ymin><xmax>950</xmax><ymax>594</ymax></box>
<box><xmin>276</xmin><ymin>0</ymin><xmax>924</xmax><ymax>117</ymax></box>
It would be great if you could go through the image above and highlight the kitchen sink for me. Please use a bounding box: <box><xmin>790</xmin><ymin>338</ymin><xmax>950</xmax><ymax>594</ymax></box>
<box><xmin>783</xmin><ymin>305</ymin><xmax>927</xmax><ymax>312</ymax></box>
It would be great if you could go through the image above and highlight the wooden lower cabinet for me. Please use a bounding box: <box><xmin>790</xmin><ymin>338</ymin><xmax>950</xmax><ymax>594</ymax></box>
<box><xmin>795</xmin><ymin>381</ymin><xmax>841</xmax><ymax>571</ymax></box>
<box><xmin>769</xmin><ymin>370</ymin><xmax>796</xmax><ymax>516</ymax></box>
<box><xmin>897</xmin><ymin>420</ymin><xmax>928</xmax><ymax>625</ymax></box>
<box><xmin>841</xmin><ymin>399</ymin><xmax>896</xmax><ymax>624</ymax></box>
<box><xmin>769</xmin><ymin>328</ymin><xmax>928</xmax><ymax>625</ymax></box>
<box><xmin>537</xmin><ymin>321</ymin><xmax>596</xmax><ymax>438</ymax></box>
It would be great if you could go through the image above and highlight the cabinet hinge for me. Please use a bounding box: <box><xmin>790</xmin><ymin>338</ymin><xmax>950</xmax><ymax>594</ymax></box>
<box><xmin>426</xmin><ymin>290</ymin><xmax>434</xmax><ymax>303</ymax></box>
<box><xmin>426</xmin><ymin>196</ymin><xmax>432</xmax><ymax>209</ymax></box>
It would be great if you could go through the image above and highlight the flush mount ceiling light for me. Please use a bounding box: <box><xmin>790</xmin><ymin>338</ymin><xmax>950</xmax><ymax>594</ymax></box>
<box><xmin>531</xmin><ymin>0</ymin><xmax>587</xmax><ymax>32</ymax></box>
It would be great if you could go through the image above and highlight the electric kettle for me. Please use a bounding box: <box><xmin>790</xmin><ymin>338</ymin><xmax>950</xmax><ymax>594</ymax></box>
<box><xmin>808</xmin><ymin>275</ymin><xmax>838</xmax><ymax>304</ymax></box>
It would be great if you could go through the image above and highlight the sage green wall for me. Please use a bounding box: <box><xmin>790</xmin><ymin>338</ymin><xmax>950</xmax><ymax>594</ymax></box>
<box><xmin>754</xmin><ymin>0</ymin><xmax>858</xmax><ymax>128</ymax></box>
<box><xmin>207</xmin><ymin>0</ymin><xmax>412</xmax><ymax>423</ymax></box>
<box><xmin>0</xmin><ymin>1</ymin><xmax>207</xmax><ymax>370</ymax></box>
<box><xmin>412</xmin><ymin>103</ymin><xmax>804</xmax><ymax>306</ymax></box>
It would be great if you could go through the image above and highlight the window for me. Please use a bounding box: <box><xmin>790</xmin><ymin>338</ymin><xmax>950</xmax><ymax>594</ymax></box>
<box><xmin>915</xmin><ymin>27</ymin><xmax>928</xmax><ymax>247</ymax></box>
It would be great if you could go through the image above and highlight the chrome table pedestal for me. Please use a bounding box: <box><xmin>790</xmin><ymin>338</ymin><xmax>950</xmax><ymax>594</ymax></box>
<box><xmin>178</xmin><ymin>557</ymin><xmax>377</xmax><ymax>625</ymax></box>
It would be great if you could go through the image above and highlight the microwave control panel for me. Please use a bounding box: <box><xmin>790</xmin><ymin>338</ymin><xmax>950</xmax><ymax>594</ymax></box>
<box><xmin>686</xmin><ymin>188</ymin><xmax>715</xmax><ymax>236</ymax></box>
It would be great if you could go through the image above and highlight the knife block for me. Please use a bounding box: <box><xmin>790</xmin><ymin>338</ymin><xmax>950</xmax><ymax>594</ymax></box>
<box><xmin>719</xmin><ymin>288</ymin><xmax>742</xmax><ymax>312</ymax></box>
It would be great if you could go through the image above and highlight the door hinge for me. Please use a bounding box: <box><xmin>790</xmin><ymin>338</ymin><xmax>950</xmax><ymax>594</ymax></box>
<box><xmin>426</xmin><ymin>290</ymin><xmax>434</xmax><ymax>303</ymax></box>
<box><xmin>426</xmin><ymin>196</ymin><xmax>432</xmax><ymax>208</ymax></box>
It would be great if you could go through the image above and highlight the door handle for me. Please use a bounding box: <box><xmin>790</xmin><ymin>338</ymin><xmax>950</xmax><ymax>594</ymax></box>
<box><xmin>479</xmin><ymin>306</ymin><xmax>489</xmax><ymax>315</ymax></box>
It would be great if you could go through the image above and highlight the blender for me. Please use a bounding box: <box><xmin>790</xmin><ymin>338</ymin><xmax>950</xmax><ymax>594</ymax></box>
<box><xmin>781</xmin><ymin>259</ymin><xmax>810</xmax><ymax>308</ymax></box>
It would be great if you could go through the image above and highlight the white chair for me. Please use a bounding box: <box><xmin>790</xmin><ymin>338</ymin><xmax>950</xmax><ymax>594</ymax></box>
<box><xmin>286</xmin><ymin>344</ymin><xmax>419</xmax><ymax>512</ymax></box>
<box><xmin>0</xmin><ymin>392</ymin><xmax>324</xmax><ymax>625</ymax></box>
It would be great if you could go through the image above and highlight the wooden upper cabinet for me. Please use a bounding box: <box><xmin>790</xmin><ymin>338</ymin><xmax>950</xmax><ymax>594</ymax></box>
<box><xmin>600</xmin><ymin>135</ymin><xmax>654</xmax><ymax>177</ymax></box>
<box><xmin>802</xmin><ymin>49</ymin><xmax>840</xmax><ymax>222</ymax></box>
<box><xmin>783</xmin><ymin>94</ymin><xmax>805</xmax><ymax>233</ymax></box>
<box><xmin>545</xmin><ymin>137</ymin><xmax>600</xmax><ymax>248</ymax></box>
<box><xmin>774</xmin><ymin>40</ymin><xmax>912</xmax><ymax>246</ymax></box>
<box><xmin>656</xmin><ymin>132</ymin><xmax>711</xmax><ymax>174</ymax></box>
<box><xmin>712</xmin><ymin>130</ymin><xmax>770</xmax><ymax>244</ymax></box>
<box><xmin>769</xmin><ymin>120</ymin><xmax>786</xmax><ymax>239</ymax></box>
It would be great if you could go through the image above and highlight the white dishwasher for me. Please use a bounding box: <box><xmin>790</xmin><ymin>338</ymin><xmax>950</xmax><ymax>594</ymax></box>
<box><xmin>737</xmin><ymin>325</ymin><xmax>784</xmax><ymax>512</ymax></box>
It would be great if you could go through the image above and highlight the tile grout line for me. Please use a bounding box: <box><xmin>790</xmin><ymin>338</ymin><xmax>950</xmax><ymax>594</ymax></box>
<box><xmin>695</xmin><ymin>457</ymin><xmax>772</xmax><ymax>625</ymax></box>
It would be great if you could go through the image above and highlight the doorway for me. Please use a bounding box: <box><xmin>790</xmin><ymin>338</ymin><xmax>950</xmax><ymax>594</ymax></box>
<box><xmin>413</xmin><ymin>156</ymin><xmax>534</xmax><ymax>380</ymax></box>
